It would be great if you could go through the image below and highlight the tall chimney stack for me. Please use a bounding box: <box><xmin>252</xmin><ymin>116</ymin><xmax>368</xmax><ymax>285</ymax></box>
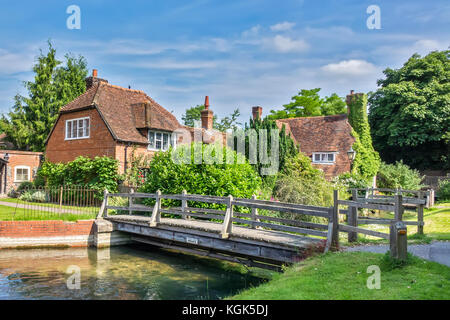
<box><xmin>252</xmin><ymin>106</ymin><xmax>262</xmax><ymax>120</ymax></box>
<box><xmin>85</xmin><ymin>69</ymin><xmax>108</xmax><ymax>90</ymax></box>
<box><xmin>346</xmin><ymin>90</ymin><xmax>364</xmax><ymax>114</ymax></box>
<box><xmin>201</xmin><ymin>96</ymin><xmax>214</xmax><ymax>130</ymax></box>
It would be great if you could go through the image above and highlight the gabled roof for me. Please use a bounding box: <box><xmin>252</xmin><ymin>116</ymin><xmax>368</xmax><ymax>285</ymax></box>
<box><xmin>275</xmin><ymin>114</ymin><xmax>355</xmax><ymax>154</ymax></box>
<box><xmin>57</xmin><ymin>81</ymin><xmax>181</xmax><ymax>144</ymax></box>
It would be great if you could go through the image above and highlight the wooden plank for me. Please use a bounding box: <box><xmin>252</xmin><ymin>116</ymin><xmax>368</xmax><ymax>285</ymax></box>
<box><xmin>185</xmin><ymin>207</ymin><xmax>226</xmax><ymax>215</ymax></box>
<box><xmin>161</xmin><ymin>209</ymin><xmax>225</xmax><ymax>221</ymax></box>
<box><xmin>339</xmin><ymin>224</ymin><xmax>389</xmax><ymax>239</ymax></box>
<box><xmin>231</xmin><ymin>201</ymin><xmax>330</xmax><ymax>217</ymax></box>
<box><xmin>232</xmin><ymin>218</ymin><xmax>328</xmax><ymax>238</ymax></box>
<box><xmin>253</xmin><ymin>214</ymin><xmax>328</xmax><ymax>230</ymax></box>
<box><xmin>233</xmin><ymin>197</ymin><xmax>330</xmax><ymax>212</ymax></box>
<box><xmin>358</xmin><ymin>219</ymin><xmax>423</xmax><ymax>226</ymax></box>
<box><xmin>338</xmin><ymin>200</ymin><xmax>395</xmax><ymax>211</ymax></box>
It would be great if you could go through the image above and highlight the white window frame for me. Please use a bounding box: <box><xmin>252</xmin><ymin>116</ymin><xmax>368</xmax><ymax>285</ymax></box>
<box><xmin>148</xmin><ymin>130</ymin><xmax>176</xmax><ymax>151</ymax></box>
<box><xmin>14</xmin><ymin>165</ymin><xmax>30</xmax><ymax>183</ymax></box>
<box><xmin>312</xmin><ymin>152</ymin><xmax>337</xmax><ymax>164</ymax></box>
<box><xmin>65</xmin><ymin>117</ymin><xmax>90</xmax><ymax>140</ymax></box>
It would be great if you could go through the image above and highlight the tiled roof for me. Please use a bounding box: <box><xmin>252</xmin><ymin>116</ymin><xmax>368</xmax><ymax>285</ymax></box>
<box><xmin>275</xmin><ymin>114</ymin><xmax>355</xmax><ymax>154</ymax></box>
<box><xmin>60</xmin><ymin>81</ymin><xmax>181</xmax><ymax>144</ymax></box>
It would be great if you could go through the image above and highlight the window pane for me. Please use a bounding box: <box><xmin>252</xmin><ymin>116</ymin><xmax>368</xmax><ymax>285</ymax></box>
<box><xmin>314</xmin><ymin>154</ymin><xmax>320</xmax><ymax>162</ymax></box>
<box><xmin>67</xmin><ymin>122</ymin><xmax>72</xmax><ymax>138</ymax></box>
<box><xmin>328</xmin><ymin>154</ymin><xmax>334</xmax><ymax>162</ymax></box>
<box><xmin>156</xmin><ymin>132</ymin><xmax>162</xmax><ymax>140</ymax></box>
<box><xmin>149</xmin><ymin>131</ymin><xmax>155</xmax><ymax>148</ymax></box>
<box><xmin>84</xmin><ymin>119</ymin><xmax>90</xmax><ymax>136</ymax></box>
<box><xmin>155</xmin><ymin>140</ymin><xmax>161</xmax><ymax>149</ymax></box>
<box><xmin>321</xmin><ymin>154</ymin><xmax>327</xmax><ymax>161</ymax></box>
<box><xmin>72</xmin><ymin>120</ymin><xmax>77</xmax><ymax>138</ymax></box>
<box><xmin>163</xmin><ymin>133</ymin><xmax>168</xmax><ymax>150</ymax></box>
<box><xmin>78</xmin><ymin>119</ymin><xmax>84</xmax><ymax>137</ymax></box>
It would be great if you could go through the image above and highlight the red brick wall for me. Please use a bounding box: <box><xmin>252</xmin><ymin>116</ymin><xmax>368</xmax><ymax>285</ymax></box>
<box><xmin>0</xmin><ymin>150</ymin><xmax>42</xmax><ymax>192</ymax></box>
<box><xmin>0</xmin><ymin>220</ymin><xmax>94</xmax><ymax>238</ymax></box>
<box><xmin>45</xmin><ymin>108</ymin><xmax>117</xmax><ymax>163</ymax></box>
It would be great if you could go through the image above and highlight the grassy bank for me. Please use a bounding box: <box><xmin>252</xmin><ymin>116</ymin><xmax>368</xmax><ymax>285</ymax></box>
<box><xmin>0</xmin><ymin>205</ymin><xmax>97</xmax><ymax>221</ymax></box>
<box><xmin>230</xmin><ymin>251</ymin><xmax>450</xmax><ymax>300</ymax></box>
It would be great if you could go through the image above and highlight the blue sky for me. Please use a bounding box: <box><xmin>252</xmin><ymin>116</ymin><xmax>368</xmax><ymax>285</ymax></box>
<box><xmin>0</xmin><ymin>0</ymin><xmax>448</xmax><ymax>123</ymax></box>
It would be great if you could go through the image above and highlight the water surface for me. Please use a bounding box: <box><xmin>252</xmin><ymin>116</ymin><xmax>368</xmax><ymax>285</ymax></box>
<box><xmin>0</xmin><ymin>244</ymin><xmax>267</xmax><ymax>300</ymax></box>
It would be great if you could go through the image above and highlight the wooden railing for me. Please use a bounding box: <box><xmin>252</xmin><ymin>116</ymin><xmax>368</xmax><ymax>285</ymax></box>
<box><xmin>97</xmin><ymin>190</ymin><xmax>339</xmax><ymax>252</ymax></box>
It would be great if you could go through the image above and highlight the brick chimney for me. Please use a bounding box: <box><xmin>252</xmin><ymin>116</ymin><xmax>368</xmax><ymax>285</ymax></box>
<box><xmin>85</xmin><ymin>69</ymin><xmax>108</xmax><ymax>90</ymax></box>
<box><xmin>252</xmin><ymin>106</ymin><xmax>262</xmax><ymax>120</ymax></box>
<box><xmin>201</xmin><ymin>96</ymin><xmax>214</xmax><ymax>130</ymax></box>
<box><xmin>345</xmin><ymin>90</ymin><xmax>364</xmax><ymax>114</ymax></box>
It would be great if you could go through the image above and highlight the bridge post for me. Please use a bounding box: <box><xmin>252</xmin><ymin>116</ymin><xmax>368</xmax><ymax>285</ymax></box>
<box><xmin>417</xmin><ymin>191</ymin><xmax>424</xmax><ymax>235</ymax></box>
<box><xmin>394</xmin><ymin>194</ymin><xmax>404</xmax><ymax>221</ymax></box>
<box><xmin>221</xmin><ymin>195</ymin><xmax>233</xmax><ymax>239</ymax></box>
<box><xmin>150</xmin><ymin>190</ymin><xmax>161</xmax><ymax>227</ymax></box>
<box><xmin>128</xmin><ymin>188</ymin><xmax>134</xmax><ymax>215</ymax></box>
<box><xmin>251</xmin><ymin>194</ymin><xmax>259</xmax><ymax>229</ymax></box>
<box><xmin>329</xmin><ymin>190</ymin><xmax>339</xmax><ymax>250</ymax></box>
<box><xmin>347</xmin><ymin>189</ymin><xmax>358</xmax><ymax>242</ymax></box>
<box><xmin>96</xmin><ymin>189</ymin><xmax>108</xmax><ymax>219</ymax></box>
<box><xmin>182</xmin><ymin>190</ymin><xmax>189</xmax><ymax>219</ymax></box>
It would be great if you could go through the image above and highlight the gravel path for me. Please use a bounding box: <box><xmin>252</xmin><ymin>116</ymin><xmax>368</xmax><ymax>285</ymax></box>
<box><xmin>344</xmin><ymin>241</ymin><xmax>450</xmax><ymax>267</ymax></box>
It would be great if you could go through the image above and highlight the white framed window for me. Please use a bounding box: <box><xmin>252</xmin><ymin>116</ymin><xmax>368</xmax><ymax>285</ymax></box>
<box><xmin>65</xmin><ymin>117</ymin><xmax>90</xmax><ymax>140</ymax></box>
<box><xmin>312</xmin><ymin>152</ymin><xmax>336</xmax><ymax>164</ymax></box>
<box><xmin>14</xmin><ymin>166</ymin><xmax>30</xmax><ymax>182</ymax></box>
<box><xmin>148</xmin><ymin>130</ymin><xmax>176</xmax><ymax>151</ymax></box>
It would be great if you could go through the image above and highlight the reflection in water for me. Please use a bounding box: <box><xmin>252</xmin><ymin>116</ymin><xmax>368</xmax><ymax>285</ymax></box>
<box><xmin>0</xmin><ymin>244</ymin><xmax>266</xmax><ymax>300</ymax></box>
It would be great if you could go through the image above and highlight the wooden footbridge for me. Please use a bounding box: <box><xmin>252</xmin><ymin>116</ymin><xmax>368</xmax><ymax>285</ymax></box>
<box><xmin>97</xmin><ymin>188</ymin><xmax>422</xmax><ymax>270</ymax></box>
<box><xmin>97</xmin><ymin>191</ymin><xmax>339</xmax><ymax>270</ymax></box>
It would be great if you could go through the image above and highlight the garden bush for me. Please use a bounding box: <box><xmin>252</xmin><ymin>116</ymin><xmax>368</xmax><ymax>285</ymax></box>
<box><xmin>37</xmin><ymin>156</ymin><xmax>120</xmax><ymax>199</ymax></box>
<box><xmin>17</xmin><ymin>181</ymin><xmax>34</xmax><ymax>192</ymax></box>
<box><xmin>139</xmin><ymin>143</ymin><xmax>262</xmax><ymax>208</ymax></box>
<box><xmin>332</xmin><ymin>172</ymin><xmax>370</xmax><ymax>191</ymax></box>
<box><xmin>376</xmin><ymin>161</ymin><xmax>424</xmax><ymax>190</ymax></box>
<box><xmin>437</xmin><ymin>179</ymin><xmax>450</xmax><ymax>200</ymax></box>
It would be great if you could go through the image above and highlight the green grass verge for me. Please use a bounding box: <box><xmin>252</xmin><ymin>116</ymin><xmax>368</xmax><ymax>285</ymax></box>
<box><xmin>0</xmin><ymin>205</ymin><xmax>97</xmax><ymax>221</ymax></box>
<box><xmin>230</xmin><ymin>251</ymin><xmax>450</xmax><ymax>300</ymax></box>
<box><xmin>0</xmin><ymin>197</ymin><xmax>99</xmax><ymax>213</ymax></box>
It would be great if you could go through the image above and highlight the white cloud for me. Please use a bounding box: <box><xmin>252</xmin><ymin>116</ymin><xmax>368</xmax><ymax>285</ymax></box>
<box><xmin>266</xmin><ymin>35</ymin><xmax>309</xmax><ymax>53</ymax></box>
<box><xmin>270</xmin><ymin>22</ymin><xmax>296</xmax><ymax>32</ymax></box>
<box><xmin>0</xmin><ymin>49</ymin><xmax>34</xmax><ymax>75</ymax></box>
<box><xmin>242</xmin><ymin>25</ymin><xmax>261</xmax><ymax>38</ymax></box>
<box><xmin>321</xmin><ymin>59</ymin><xmax>378</xmax><ymax>76</ymax></box>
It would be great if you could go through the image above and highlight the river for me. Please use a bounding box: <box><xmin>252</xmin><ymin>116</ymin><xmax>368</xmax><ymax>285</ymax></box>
<box><xmin>0</xmin><ymin>244</ymin><xmax>268</xmax><ymax>300</ymax></box>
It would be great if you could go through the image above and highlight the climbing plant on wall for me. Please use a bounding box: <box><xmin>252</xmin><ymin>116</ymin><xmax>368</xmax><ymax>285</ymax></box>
<box><xmin>347</xmin><ymin>93</ymin><xmax>381</xmax><ymax>182</ymax></box>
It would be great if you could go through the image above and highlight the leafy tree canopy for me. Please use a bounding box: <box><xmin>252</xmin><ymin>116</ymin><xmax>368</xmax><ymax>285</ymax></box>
<box><xmin>368</xmin><ymin>50</ymin><xmax>450</xmax><ymax>170</ymax></box>
<box><xmin>267</xmin><ymin>88</ymin><xmax>347</xmax><ymax>120</ymax></box>
<box><xmin>0</xmin><ymin>40</ymin><xmax>88</xmax><ymax>151</ymax></box>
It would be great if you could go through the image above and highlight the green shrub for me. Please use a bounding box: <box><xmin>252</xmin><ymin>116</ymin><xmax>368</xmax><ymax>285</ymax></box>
<box><xmin>37</xmin><ymin>156</ymin><xmax>120</xmax><ymax>199</ymax></box>
<box><xmin>139</xmin><ymin>143</ymin><xmax>262</xmax><ymax>208</ymax></box>
<box><xmin>18</xmin><ymin>191</ymin><xmax>33</xmax><ymax>202</ymax></box>
<box><xmin>31</xmin><ymin>190</ymin><xmax>48</xmax><ymax>202</ymax></box>
<box><xmin>17</xmin><ymin>181</ymin><xmax>34</xmax><ymax>192</ymax></box>
<box><xmin>437</xmin><ymin>179</ymin><xmax>450</xmax><ymax>200</ymax></box>
<box><xmin>273</xmin><ymin>153</ymin><xmax>334</xmax><ymax>208</ymax></box>
<box><xmin>377</xmin><ymin>161</ymin><xmax>424</xmax><ymax>190</ymax></box>
<box><xmin>332</xmin><ymin>172</ymin><xmax>370</xmax><ymax>190</ymax></box>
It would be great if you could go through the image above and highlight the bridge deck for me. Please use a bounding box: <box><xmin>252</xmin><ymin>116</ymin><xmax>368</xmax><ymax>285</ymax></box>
<box><xmin>107</xmin><ymin>215</ymin><xmax>322</xmax><ymax>250</ymax></box>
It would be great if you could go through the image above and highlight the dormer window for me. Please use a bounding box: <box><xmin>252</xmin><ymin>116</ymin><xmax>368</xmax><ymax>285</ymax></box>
<box><xmin>148</xmin><ymin>130</ymin><xmax>176</xmax><ymax>151</ymax></box>
<box><xmin>65</xmin><ymin>117</ymin><xmax>90</xmax><ymax>140</ymax></box>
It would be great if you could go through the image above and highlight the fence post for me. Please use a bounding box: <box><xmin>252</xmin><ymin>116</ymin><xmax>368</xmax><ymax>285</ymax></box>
<box><xmin>417</xmin><ymin>191</ymin><xmax>424</xmax><ymax>235</ymax></box>
<box><xmin>348</xmin><ymin>189</ymin><xmax>358</xmax><ymax>242</ymax></box>
<box><xmin>330</xmin><ymin>190</ymin><xmax>339</xmax><ymax>249</ymax></box>
<box><xmin>150</xmin><ymin>190</ymin><xmax>161</xmax><ymax>227</ymax></box>
<box><xmin>221</xmin><ymin>195</ymin><xmax>233</xmax><ymax>239</ymax></box>
<box><xmin>97</xmin><ymin>189</ymin><xmax>108</xmax><ymax>219</ymax></box>
<box><xmin>251</xmin><ymin>194</ymin><xmax>258</xmax><ymax>229</ymax></box>
<box><xmin>182</xmin><ymin>190</ymin><xmax>189</xmax><ymax>219</ymax></box>
<box><xmin>394</xmin><ymin>194</ymin><xmax>404</xmax><ymax>221</ymax></box>
<box><xmin>390</xmin><ymin>221</ymin><xmax>408</xmax><ymax>260</ymax></box>
<box><xmin>59</xmin><ymin>186</ymin><xmax>63</xmax><ymax>211</ymax></box>
<box><xmin>128</xmin><ymin>188</ymin><xmax>134</xmax><ymax>215</ymax></box>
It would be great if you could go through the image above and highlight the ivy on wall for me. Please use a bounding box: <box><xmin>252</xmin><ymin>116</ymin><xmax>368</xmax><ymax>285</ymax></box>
<box><xmin>347</xmin><ymin>93</ymin><xmax>381</xmax><ymax>182</ymax></box>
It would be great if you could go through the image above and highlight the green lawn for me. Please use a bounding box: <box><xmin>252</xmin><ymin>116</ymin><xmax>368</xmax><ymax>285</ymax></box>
<box><xmin>230</xmin><ymin>251</ymin><xmax>450</xmax><ymax>300</ymax></box>
<box><xmin>0</xmin><ymin>204</ymin><xmax>97</xmax><ymax>221</ymax></box>
<box><xmin>0</xmin><ymin>197</ymin><xmax>99</xmax><ymax>213</ymax></box>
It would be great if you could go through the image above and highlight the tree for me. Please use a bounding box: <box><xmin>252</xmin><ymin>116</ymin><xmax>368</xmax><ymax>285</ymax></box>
<box><xmin>0</xmin><ymin>41</ymin><xmax>88</xmax><ymax>151</ymax></box>
<box><xmin>267</xmin><ymin>88</ymin><xmax>347</xmax><ymax>120</ymax></box>
<box><xmin>181</xmin><ymin>105</ymin><xmax>242</xmax><ymax>131</ymax></box>
<box><xmin>368</xmin><ymin>50</ymin><xmax>450</xmax><ymax>170</ymax></box>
